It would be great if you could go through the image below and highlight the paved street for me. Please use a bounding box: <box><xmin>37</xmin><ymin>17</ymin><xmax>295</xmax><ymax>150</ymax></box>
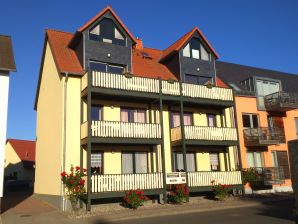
<box><xmin>109</xmin><ymin>199</ymin><xmax>295</xmax><ymax>224</ymax></box>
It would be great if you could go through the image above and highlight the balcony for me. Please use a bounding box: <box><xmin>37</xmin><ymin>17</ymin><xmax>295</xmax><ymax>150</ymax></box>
<box><xmin>81</xmin><ymin>121</ymin><xmax>161</xmax><ymax>144</ymax></box>
<box><xmin>187</xmin><ymin>171</ymin><xmax>242</xmax><ymax>188</ymax></box>
<box><xmin>81</xmin><ymin>71</ymin><xmax>234</xmax><ymax>104</ymax></box>
<box><xmin>88</xmin><ymin>173</ymin><xmax>164</xmax><ymax>193</ymax></box>
<box><xmin>243</xmin><ymin>127</ymin><xmax>281</xmax><ymax>146</ymax></box>
<box><xmin>249</xmin><ymin>167</ymin><xmax>285</xmax><ymax>185</ymax></box>
<box><xmin>264</xmin><ymin>91</ymin><xmax>298</xmax><ymax>112</ymax></box>
<box><xmin>171</xmin><ymin>126</ymin><xmax>238</xmax><ymax>146</ymax></box>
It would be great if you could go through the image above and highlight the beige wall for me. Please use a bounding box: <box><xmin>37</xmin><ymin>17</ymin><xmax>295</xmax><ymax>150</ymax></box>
<box><xmin>35</xmin><ymin>42</ymin><xmax>64</xmax><ymax>195</ymax></box>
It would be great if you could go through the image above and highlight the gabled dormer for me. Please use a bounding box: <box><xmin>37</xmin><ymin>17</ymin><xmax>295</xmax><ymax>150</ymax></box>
<box><xmin>70</xmin><ymin>6</ymin><xmax>136</xmax><ymax>73</ymax></box>
<box><xmin>161</xmin><ymin>27</ymin><xmax>219</xmax><ymax>85</ymax></box>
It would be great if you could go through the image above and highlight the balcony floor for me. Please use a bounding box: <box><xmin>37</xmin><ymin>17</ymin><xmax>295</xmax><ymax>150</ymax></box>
<box><xmin>171</xmin><ymin>139</ymin><xmax>238</xmax><ymax>147</ymax></box>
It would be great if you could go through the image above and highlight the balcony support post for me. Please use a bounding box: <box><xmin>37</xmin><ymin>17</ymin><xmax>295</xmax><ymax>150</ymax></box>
<box><xmin>86</xmin><ymin>69</ymin><xmax>92</xmax><ymax>211</ymax></box>
<box><xmin>232</xmin><ymin>91</ymin><xmax>245</xmax><ymax>195</ymax></box>
<box><xmin>79</xmin><ymin>146</ymin><xmax>83</xmax><ymax>208</ymax></box>
<box><xmin>179</xmin><ymin>81</ymin><xmax>189</xmax><ymax>201</ymax></box>
<box><xmin>159</xmin><ymin>79</ymin><xmax>167</xmax><ymax>204</ymax></box>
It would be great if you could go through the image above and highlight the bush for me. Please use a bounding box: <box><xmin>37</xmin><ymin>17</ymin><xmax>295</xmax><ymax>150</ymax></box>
<box><xmin>168</xmin><ymin>184</ymin><xmax>189</xmax><ymax>204</ymax></box>
<box><xmin>60</xmin><ymin>165</ymin><xmax>87</xmax><ymax>211</ymax></box>
<box><xmin>211</xmin><ymin>180</ymin><xmax>232</xmax><ymax>201</ymax></box>
<box><xmin>123</xmin><ymin>190</ymin><xmax>147</xmax><ymax>209</ymax></box>
<box><xmin>242</xmin><ymin>168</ymin><xmax>260</xmax><ymax>184</ymax></box>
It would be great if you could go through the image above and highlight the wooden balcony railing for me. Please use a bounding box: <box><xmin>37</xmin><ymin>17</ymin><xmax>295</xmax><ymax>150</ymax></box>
<box><xmin>81</xmin><ymin>71</ymin><xmax>234</xmax><ymax>102</ymax></box>
<box><xmin>264</xmin><ymin>91</ymin><xmax>298</xmax><ymax>112</ymax></box>
<box><xmin>171</xmin><ymin>126</ymin><xmax>238</xmax><ymax>142</ymax></box>
<box><xmin>187</xmin><ymin>171</ymin><xmax>242</xmax><ymax>187</ymax></box>
<box><xmin>89</xmin><ymin>173</ymin><xmax>164</xmax><ymax>193</ymax></box>
<box><xmin>90</xmin><ymin>120</ymin><xmax>161</xmax><ymax>139</ymax></box>
<box><xmin>243</xmin><ymin>127</ymin><xmax>281</xmax><ymax>146</ymax></box>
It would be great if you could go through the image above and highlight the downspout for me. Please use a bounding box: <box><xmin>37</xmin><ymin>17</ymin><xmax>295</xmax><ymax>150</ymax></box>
<box><xmin>62</xmin><ymin>72</ymin><xmax>69</xmax><ymax>211</ymax></box>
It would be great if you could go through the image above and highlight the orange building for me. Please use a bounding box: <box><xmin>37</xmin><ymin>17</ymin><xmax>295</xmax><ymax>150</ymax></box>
<box><xmin>218</xmin><ymin>61</ymin><xmax>297</xmax><ymax>193</ymax></box>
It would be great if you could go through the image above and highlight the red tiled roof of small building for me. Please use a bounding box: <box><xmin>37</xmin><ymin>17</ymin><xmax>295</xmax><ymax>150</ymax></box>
<box><xmin>7</xmin><ymin>139</ymin><xmax>36</xmax><ymax>163</ymax></box>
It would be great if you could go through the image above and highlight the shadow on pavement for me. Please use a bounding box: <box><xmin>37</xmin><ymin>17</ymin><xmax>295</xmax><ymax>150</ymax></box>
<box><xmin>1</xmin><ymin>188</ymin><xmax>33</xmax><ymax>213</ymax></box>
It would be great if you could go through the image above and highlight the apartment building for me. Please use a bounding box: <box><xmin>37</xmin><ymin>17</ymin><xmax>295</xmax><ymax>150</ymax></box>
<box><xmin>34</xmin><ymin>6</ymin><xmax>242</xmax><ymax>210</ymax></box>
<box><xmin>218</xmin><ymin>61</ymin><xmax>297</xmax><ymax>193</ymax></box>
<box><xmin>0</xmin><ymin>35</ymin><xmax>16</xmax><ymax>199</ymax></box>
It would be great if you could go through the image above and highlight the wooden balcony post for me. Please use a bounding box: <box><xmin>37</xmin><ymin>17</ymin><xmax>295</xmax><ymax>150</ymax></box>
<box><xmin>179</xmin><ymin>81</ymin><xmax>189</xmax><ymax>201</ymax></box>
<box><xmin>159</xmin><ymin>78</ymin><xmax>167</xmax><ymax>203</ymax></box>
<box><xmin>86</xmin><ymin>68</ymin><xmax>92</xmax><ymax>211</ymax></box>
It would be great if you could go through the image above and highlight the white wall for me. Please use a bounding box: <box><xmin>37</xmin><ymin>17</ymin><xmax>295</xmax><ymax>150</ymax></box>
<box><xmin>0</xmin><ymin>73</ymin><xmax>10</xmax><ymax>197</ymax></box>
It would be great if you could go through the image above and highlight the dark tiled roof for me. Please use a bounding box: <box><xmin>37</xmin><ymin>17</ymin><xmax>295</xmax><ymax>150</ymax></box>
<box><xmin>0</xmin><ymin>35</ymin><xmax>16</xmax><ymax>71</ymax></box>
<box><xmin>216</xmin><ymin>61</ymin><xmax>298</xmax><ymax>93</ymax></box>
<box><xmin>7</xmin><ymin>139</ymin><xmax>36</xmax><ymax>163</ymax></box>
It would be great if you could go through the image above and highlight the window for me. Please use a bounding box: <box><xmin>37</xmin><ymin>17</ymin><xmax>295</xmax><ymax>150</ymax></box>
<box><xmin>210</xmin><ymin>153</ymin><xmax>220</xmax><ymax>171</ymax></box>
<box><xmin>182</xmin><ymin>43</ymin><xmax>190</xmax><ymax>57</ymax></box>
<box><xmin>182</xmin><ymin>37</ymin><xmax>211</xmax><ymax>61</ymax></box>
<box><xmin>91</xmin><ymin>105</ymin><xmax>102</xmax><ymax>120</ymax></box>
<box><xmin>89</xmin><ymin>61</ymin><xmax>125</xmax><ymax>74</ymax></box>
<box><xmin>246</xmin><ymin>151</ymin><xmax>264</xmax><ymax>168</ymax></box>
<box><xmin>91</xmin><ymin>152</ymin><xmax>103</xmax><ymax>174</ymax></box>
<box><xmin>200</xmin><ymin>44</ymin><xmax>210</xmax><ymax>61</ymax></box>
<box><xmin>174</xmin><ymin>152</ymin><xmax>196</xmax><ymax>172</ymax></box>
<box><xmin>171</xmin><ymin>112</ymin><xmax>193</xmax><ymax>128</ymax></box>
<box><xmin>256</xmin><ymin>79</ymin><xmax>280</xmax><ymax>109</ymax></box>
<box><xmin>122</xmin><ymin>152</ymin><xmax>148</xmax><ymax>174</ymax></box>
<box><xmin>121</xmin><ymin>108</ymin><xmax>146</xmax><ymax>123</ymax></box>
<box><xmin>185</xmin><ymin>74</ymin><xmax>212</xmax><ymax>85</ymax></box>
<box><xmin>295</xmin><ymin>118</ymin><xmax>298</xmax><ymax>138</ymax></box>
<box><xmin>207</xmin><ymin>114</ymin><xmax>217</xmax><ymax>127</ymax></box>
<box><xmin>242</xmin><ymin>114</ymin><xmax>259</xmax><ymax>128</ymax></box>
<box><xmin>89</xmin><ymin>18</ymin><xmax>125</xmax><ymax>46</ymax></box>
<box><xmin>272</xmin><ymin>151</ymin><xmax>290</xmax><ymax>179</ymax></box>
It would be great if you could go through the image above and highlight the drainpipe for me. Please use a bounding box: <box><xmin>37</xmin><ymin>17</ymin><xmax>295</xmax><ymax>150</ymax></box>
<box><xmin>62</xmin><ymin>72</ymin><xmax>69</xmax><ymax>211</ymax></box>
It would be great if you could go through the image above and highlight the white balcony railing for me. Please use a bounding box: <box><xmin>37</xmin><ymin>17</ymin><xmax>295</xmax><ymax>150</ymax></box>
<box><xmin>82</xmin><ymin>71</ymin><xmax>234</xmax><ymax>102</ymax></box>
<box><xmin>171</xmin><ymin>126</ymin><xmax>238</xmax><ymax>142</ymax></box>
<box><xmin>92</xmin><ymin>71</ymin><xmax>160</xmax><ymax>93</ymax></box>
<box><xmin>187</xmin><ymin>171</ymin><xmax>242</xmax><ymax>187</ymax></box>
<box><xmin>90</xmin><ymin>173</ymin><xmax>164</xmax><ymax>193</ymax></box>
<box><xmin>90</xmin><ymin>120</ymin><xmax>161</xmax><ymax>139</ymax></box>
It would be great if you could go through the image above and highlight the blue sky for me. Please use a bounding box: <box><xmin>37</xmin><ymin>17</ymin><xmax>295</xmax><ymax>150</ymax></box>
<box><xmin>1</xmin><ymin>0</ymin><xmax>298</xmax><ymax>140</ymax></box>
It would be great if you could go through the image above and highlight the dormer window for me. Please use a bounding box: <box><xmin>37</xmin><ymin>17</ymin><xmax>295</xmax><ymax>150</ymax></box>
<box><xmin>182</xmin><ymin>38</ymin><xmax>210</xmax><ymax>61</ymax></box>
<box><xmin>89</xmin><ymin>18</ymin><xmax>126</xmax><ymax>46</ymax></box>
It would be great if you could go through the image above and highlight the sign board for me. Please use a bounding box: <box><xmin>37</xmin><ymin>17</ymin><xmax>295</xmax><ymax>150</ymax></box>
<box><xmin>166</xmin><ymin>172</ymin><xmax>186</xmax><ymax>185</ymax></box>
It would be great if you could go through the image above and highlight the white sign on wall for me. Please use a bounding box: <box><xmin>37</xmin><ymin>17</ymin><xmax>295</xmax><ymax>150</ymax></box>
<box><xmin>166</xmin><ymin>172</ymin><xmax>186</xmax><ymax>185</ymax></box>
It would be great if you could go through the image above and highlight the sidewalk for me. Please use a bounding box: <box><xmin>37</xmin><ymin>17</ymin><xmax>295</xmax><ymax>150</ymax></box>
<box><xmin>1</xmin><ymin>193</ymin><xmax>293</xmax><ymax>224</ymax></box>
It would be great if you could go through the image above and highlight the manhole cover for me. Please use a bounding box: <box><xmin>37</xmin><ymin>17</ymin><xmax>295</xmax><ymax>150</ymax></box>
<box><xmin>20</xmin><ymin>214</ymin><xmax>32</xmax><ymax>217</ymax></box>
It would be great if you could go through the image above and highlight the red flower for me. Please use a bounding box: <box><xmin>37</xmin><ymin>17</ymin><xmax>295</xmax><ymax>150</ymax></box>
<box><xmin>79</xmin><ymin>179</ymin><xmax>85</xmax><ymax>186</ymax></box>
<box><xmin>69</xmin><ymin>179</ymin><xmax>75</xmax><ymax>185</ymax></box>
<box><xmin>60</xmin><ymin>171</ymin><xmax>67</xmax><ymax>177</ymax></box>
<box><xmin>83</xmin><ymin>168</ymin><xmax>87</xmax><ymax>173</ymax></box>
<box><xmin>75</xmin><ymin>166</ymin><xmax>80</xmax><ymax>171</ymax></box>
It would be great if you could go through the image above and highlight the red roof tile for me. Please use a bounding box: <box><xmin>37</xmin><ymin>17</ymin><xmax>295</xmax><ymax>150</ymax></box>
<box><xmin>161</xmin><ymin>27</ymin><xmax>219</xmax><ymax>61</ymax></box>
<box><xmin>77</xmin><ymin>6</ymin><xmax>136</xmax><ymax>43</ymax></box>
<box><xmin>132</xmin><ymin>48</ymin><xmax>178</xmax><ymax>80</ymax></box>
<box><xmin>215</xmin><ymin>76</ymin><xmax>229</xmax><ymax>88</ymax></box>
<box><xmin>7</xmin><ymin>139</ymin><xmax>36</xmax><ymax>163</ymax></box>
<box><xmin>46</xmin><ymin>29</ymin><xmax>84</xmax><ymax>75</ymax></box>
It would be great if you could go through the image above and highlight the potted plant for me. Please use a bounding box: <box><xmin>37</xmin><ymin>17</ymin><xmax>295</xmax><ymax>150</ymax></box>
<box><xmin>60</xmin><ymin>165</ymin><xmax>87</xmax><ymax>212</ymax></box>
<box><xmin>122</xmin><ymin>189</ymin><xmax>148</xmax><ymax>209</ymax></box>
<box><xmin>211</xmin><ymin>180</ymin><xmax>232</xmax><ymax>201</ymax></box>
<box><xmin>167</xmin><ymin>184</ymin><xmax>189</xmax><ymax>204</ymax></box>
<box><xmin>167</xmin><ymin>78</ymin><xmax>176</xmax><ymax>84</ymax></box>
<box><xmin>123</xmin><ymin>71</ymin><xmax>134</xmax><ymax>78</ymax></box>
<box><xmin>205</xmin><ymin>80</ymin><xmax>214</xmax><ymax>89</ymax></box>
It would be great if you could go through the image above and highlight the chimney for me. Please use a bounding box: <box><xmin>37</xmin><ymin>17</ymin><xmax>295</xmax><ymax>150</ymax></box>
<box><xmin>135</xmin><ymin>37</ymin><xmax>143</xmax><ymax>50</ymax></box>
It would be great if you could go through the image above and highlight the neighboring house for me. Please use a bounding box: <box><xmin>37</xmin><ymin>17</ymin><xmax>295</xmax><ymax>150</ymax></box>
<box><xmin>5</xmin><ymin>139</ymin><xmax>36</xmax><ymax>187</ymax></box>
<box><xmin>217</xmin><ymin>61</ymin><xmax>297</xmax><ymax>193</ymax></box>
<box><xmin>0</xmin><ymin>35</ymin><xmax>16</xmax><ymax>198</ymax></box>
<box><xmin>34</xmin><ymin>6</ymin><xmax>242</xmax><ymax>210</ymax></box>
